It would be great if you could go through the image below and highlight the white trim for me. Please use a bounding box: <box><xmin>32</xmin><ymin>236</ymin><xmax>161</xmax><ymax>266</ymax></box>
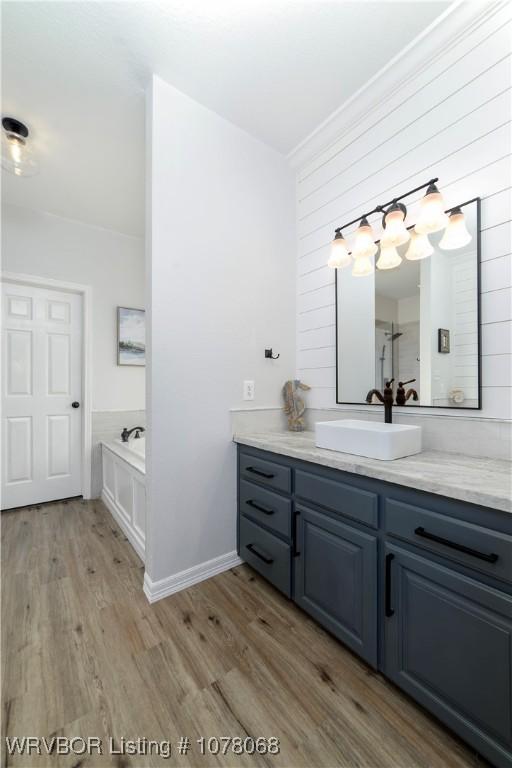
<box><xmin>287</xmin><ymin>1</ymin><xmax>505</xmax><ymax>168</ymax></box>
<box><xmin>101</xmin><ymin>489</ymin><xmax>145</xmax><ymax>562</ymax></box>
<box><xmin>1</xmin><ymin>271</ymin><xmax>93</xmax><ymax>499</ymax></box>
<box><xmin>143</xmin><ymin>551</ymin><xmax>243</xmax><ymax>603</ymax></box>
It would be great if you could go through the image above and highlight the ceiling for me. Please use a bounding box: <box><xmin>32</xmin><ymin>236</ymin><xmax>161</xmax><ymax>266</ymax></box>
<box><xmin>2</xmin><ymin>1</ymin><xmax>450</xmax><ymax>237</ymax></box>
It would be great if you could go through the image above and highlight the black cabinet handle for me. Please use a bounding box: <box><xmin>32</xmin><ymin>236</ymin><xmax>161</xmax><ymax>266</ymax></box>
<box><xmin>293</xmin><ymin>510</ymin><xmax>301</xmax><ymax>557</ymax></box>
<box><xmin>246</xmin><ymin>499</ymin><xmax>274</xmax><ymax>515</ymax></box>
<box><xmin>414</xmin><ymin>527</ymin><xmax>498</xmax><ymax>564</ymax></box>
<box><xmin>246</xmin><ymin>543</ymin><xmax>273</xmax><ymax>565</ymax></box>
<box><xmin>246</xmin><ymin>466</ymin><xmax>275</xmax><ymax>479</ymax></box>
<box><xmin>385</xmin><ymin>553</ymin><xmax>395</xmax><ymax>617</ymax></box>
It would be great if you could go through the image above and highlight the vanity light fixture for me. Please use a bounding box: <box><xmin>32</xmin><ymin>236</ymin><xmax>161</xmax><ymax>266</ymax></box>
<box><xmin>381</xmin><ymin>201</ymin><xmax>410</xmax><ymax>248</ymax></box>
<box><xmin>414</xmin><ymin>182</ymin><xmax>448</xmax><ymax>235</ymax></box>
<box><xmin>352</xmin><ymin>217</ymin><xmax>378</xmax><ymax>260</ymax></box>
<box><xmin>376</xmin><ymin>244</ymin><xmax>402</xmax><ymax>270</ymax></box>
<box><xmin>439</xmin><ymin>207</ymin><xmax>472</xmax><ymax>250</ymax></box>
<box><xmin>328</xmin><ymin>230</ymin><xmax>351</xmax><ymax>269</ymax></box>
<box><xmin>405</xmin><ymin>230</ymin><xmax>434</xmax><ymax>261</ymax></box>
<box><xmin>352</xmin><ymin>254</ymin><xmax>374</xmax><ymax>277</ymax></box>
<box><xmin>1</xmin><ymin>117</ymin><xmax>38</xmax><ymax>177</ymax></box>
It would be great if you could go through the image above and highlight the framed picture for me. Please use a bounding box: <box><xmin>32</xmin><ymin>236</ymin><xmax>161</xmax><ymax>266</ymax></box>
<box><xmin>117</xmin><ymin>307</ymin><xmax>145</xmax><ymax>366</ymax></box>
<box><xmin>438</xmin><ymin>328</ymin><xmax>450</xmax><ymax>354</ymax></box>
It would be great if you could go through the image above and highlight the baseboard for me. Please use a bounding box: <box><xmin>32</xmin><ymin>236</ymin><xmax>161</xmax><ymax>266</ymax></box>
<box><xmin>143</xmin><ymin>550</ymin><xmax>243</xmax><ymax>604</ymax></box>
<box><xmin>101</xmin><ymin>490</ymin><xmax>145</xmax><ymax>563</ymax></box>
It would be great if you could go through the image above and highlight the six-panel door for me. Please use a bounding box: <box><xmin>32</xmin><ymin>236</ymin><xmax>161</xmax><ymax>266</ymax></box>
<box><xmin>384</xmin><ymin>543</ymin><xmax>512</xmax><ymax>767</ymax></box>
<box><xmin>2</xmin><ymin>282</ymin><xmax>83</xmax><ymax>509</ymax></box>
<box><xmin>294</xmin><ymin>504</ymin><xmax>378</xmax><ymax>667</ymax></box>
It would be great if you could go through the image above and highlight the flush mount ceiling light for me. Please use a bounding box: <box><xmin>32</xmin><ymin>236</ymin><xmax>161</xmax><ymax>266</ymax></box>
<box><xmin>414</xmin><ymin>182</ymin><xmax>448</xmax><ymax>235</ymax></box>
<box><xmin>381</xmin><ymin>201</ymin><xmax>410</xmax><ymax>248</ymax></box>
<box><xmin>1</xmin><ymin>117</ymin><xmax>38</xmax><ymax>177</ymax></box>
<box><xmin>352</xmin><ymin>217</ymin><xmax>378</xmax><ymax>260</ymax></box>
<box><xmin>328</xmin><ymin>229</ymin><xmax>351</xmax><ymax>269</ymax></box>
<box><xmin>376</xmin><ymin>244</ymin><xmax>402</xmax><ymax>270</ymax></box>
<box><xmin>405</xmin><ymin>230</ymin><xmax>434</xmax><ymax>261</ymax></box>
<box><xmin>439</xmin><ymin>207</ymin><xmax>472</xmax><ymax>250</ymax></box>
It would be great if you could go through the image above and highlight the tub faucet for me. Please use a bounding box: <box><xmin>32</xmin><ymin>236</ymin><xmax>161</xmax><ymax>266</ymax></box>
<box><xmin>121</xmin><ymin>426</ymin><xmax>145</xmax><ymax>442</ymax></box>
<box><xmin>395</xmin><ymin>379</ymin><xmax>419</xmax><ymax>406</ymax></box>
<box><xmin>366</xmin><ymin>379</ymin><xmax>394</xmax><ymax>423</ymax></box>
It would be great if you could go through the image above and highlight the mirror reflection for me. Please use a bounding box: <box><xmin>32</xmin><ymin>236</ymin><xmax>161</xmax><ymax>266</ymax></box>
<box><xmin>336</xmin><ymin>198</ymin><xmax>480</xmax><ymax>409</ymax></box>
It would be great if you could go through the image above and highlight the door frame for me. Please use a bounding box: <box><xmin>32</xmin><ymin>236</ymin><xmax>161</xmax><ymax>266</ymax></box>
<box><xmin>2</xmin><ymin>271</ymin><xmax>93</xmax><ymax>499</ymax></box>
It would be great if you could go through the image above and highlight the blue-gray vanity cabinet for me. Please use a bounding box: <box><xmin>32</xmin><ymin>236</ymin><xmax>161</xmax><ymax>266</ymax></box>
<box><xmin>294</xmin><ymin>504</ymin><xmax>378</xmax><ymax>667</ymax></box>
<box><xmin>384</xmin><ymin>543</ymin><xmax>512</xmax><ymax>768</ymax></box>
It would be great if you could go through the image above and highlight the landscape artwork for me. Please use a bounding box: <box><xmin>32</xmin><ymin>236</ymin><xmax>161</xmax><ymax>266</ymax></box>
<box><xmin>117</xmin><ymin>307</ymin><xmax>145</xmax><ymax>366</ymax></box>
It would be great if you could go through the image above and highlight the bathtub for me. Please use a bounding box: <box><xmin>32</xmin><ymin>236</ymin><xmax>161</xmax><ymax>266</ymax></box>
<box><xmin>101</xmin><ymin>438</ymin><xmax>146</xmax><ymax>561</ymax></box>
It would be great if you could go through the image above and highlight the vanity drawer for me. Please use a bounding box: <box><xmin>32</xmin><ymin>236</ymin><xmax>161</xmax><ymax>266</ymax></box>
<box><xmin>385</xmin><ymin>498</ymin><xmax>512</xmax><ymax>584</ymax></box>
<box><xmin>295</xmin><ymin>470</ymin><xmax>378</xmax><ymax>528</ymax></box>
<box><xmin>239</xmin><ymin>452</ymin><xmax>291</xmax><ymax>495</ymax></box>
<box><xmin>239</xmin><ymin>516</ymin><xmax>291</xmax><ymax>597</ymax></box>
<box><xmin>240</xmin><ymin>480</ymin><xmax>292</xmax><ymax>539</ymax></box>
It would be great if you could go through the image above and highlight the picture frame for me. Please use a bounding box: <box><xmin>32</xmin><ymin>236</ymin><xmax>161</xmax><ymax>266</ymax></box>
<box><xmin>117</xmin><ymin>307</ymin><xmax>145</xmax><ymax>366</ymax></box>
<box><xmin>438</xmin><ymin>328</ymin><xmax>450</xmax><ymax>354</ymax></box>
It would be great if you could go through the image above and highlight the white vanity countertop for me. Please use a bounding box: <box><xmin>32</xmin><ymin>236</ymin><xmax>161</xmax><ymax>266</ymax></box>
<box><xmin>233</xmin><ymin>431</ymin><xmax>512</xmax><ymax>513</ymax></box>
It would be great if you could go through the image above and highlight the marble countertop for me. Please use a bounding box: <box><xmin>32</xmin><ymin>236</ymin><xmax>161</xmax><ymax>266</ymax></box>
<box><xmin>233</xmin><ymin>431</ymin><xmax>512</xmax><ymax>513</ymax></box>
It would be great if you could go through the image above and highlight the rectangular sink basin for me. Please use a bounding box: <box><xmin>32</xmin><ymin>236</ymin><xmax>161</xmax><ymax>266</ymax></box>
<box><xmin>315</xmin><ymin>419</ymin><xmax>422</xmax><ymax>461</ymax></box>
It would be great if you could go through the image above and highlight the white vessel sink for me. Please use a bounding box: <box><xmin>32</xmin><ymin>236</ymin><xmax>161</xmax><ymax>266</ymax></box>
<box><xmin>315</xmin><ymin>419</ymin><xmax>422</xmax><ymax>461</ymax></box>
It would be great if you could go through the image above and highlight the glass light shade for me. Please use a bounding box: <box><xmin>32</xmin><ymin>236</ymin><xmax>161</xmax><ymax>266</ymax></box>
<box><xmin>381</xmin><ymin>207</ymin><xmax>410</xmax><ymax>247</ymax></box>
<box><xmin>328</xmin><ymin>232</ymin><xmax>351</xmax><ymax>268</ymax></box>
<box><xmin>376</xmin><ymin>245</ymin><xmax>402</xmax><ymax>270</ymax></box>
<box><xmin>352</xmin><ymin>217</ymin><xmax>378</xmax><ymax>259</ymax></box>
<box><xmin>439</xmin><ymin>208</ymin><xmax>472</xmax><ymax>250</ymax></box>
<box><xmin>415</xmin><ymin>185</ymin><xmax>448</xmax><ymax>234</ymax></box>
<box><xmin>352</xmin><ymin>254</ymin><xmax>374</xmax><ymax>277</ymax></box>
<box><xmin>405</xmin><ymin>230</ymin><xmax>434</xmax><ymax>261</ymax></box>
<box><xmin>1</xmin><ymin>131</ymin><xmax>38</xmax><ymax>177</ymax></box>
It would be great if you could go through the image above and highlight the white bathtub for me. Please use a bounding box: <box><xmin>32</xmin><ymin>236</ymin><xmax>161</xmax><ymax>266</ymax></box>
<box><xmin>101</xmin><ymin>438</ymin><xmax>146</xmax><ymax>561</ymax></box>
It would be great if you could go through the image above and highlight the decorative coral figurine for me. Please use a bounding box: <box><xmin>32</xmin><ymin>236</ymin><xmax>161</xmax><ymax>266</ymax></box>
<box><xmin>282</xmin><ymin>379</ymin><xmax>311</xmax><ymax>432</ymax></box>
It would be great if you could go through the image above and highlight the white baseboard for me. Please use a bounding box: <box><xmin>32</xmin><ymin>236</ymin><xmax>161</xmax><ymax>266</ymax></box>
<box><xmin>143</xmin><ymin>550</ymin><xmax>243</xmax><ymax>604</ymax></box>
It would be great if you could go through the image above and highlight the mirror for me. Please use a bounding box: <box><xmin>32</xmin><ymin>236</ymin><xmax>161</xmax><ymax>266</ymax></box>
<box><xmin>336</xmin><ymin>198</ymin><xmax>480</xmax><ymax>409</ymax></box>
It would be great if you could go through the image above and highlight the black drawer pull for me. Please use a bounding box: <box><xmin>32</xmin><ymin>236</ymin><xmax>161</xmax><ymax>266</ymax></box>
<box><xmin>246</xmin><ymin>543</ymin><xmax>273</xmax><ymax>565</ymax></box>
<box><xmin>385</xmin><ymin>553</ymin><xmax>394</xmax><ymax>617</ymax></box>
<box><xmin>246</xmin><ymin>499</ymin><xmax>274</xmax><ymax>515</ymax></box>
<box><xmin>414</xmin><ymin>527</ymin><xmax>499</xmax><ymax>564</ymax></box>
<box><xmin>246</xmin><ymin>466</ymin><xmax>275</xmax><ymax>479</ymax></box>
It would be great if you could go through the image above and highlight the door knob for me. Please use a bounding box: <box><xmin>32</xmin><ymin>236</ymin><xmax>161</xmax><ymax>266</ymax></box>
<box><xmin>71</xmin><ymin>401</ymin><xmax>80</xmax><ymax>408</ymax></box>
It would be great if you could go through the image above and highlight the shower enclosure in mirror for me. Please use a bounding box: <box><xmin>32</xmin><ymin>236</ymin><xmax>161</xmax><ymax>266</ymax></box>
<box><xmin>335</xmin><ymin>198</ymin><xmax>481</xmax><ymax>409</ymax></box>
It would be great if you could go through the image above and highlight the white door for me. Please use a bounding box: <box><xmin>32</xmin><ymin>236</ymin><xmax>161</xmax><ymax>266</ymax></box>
<box><xmin>2</xmin><ymin>282</ymin><xmax>83</xmax><ymax>509</ymax></box>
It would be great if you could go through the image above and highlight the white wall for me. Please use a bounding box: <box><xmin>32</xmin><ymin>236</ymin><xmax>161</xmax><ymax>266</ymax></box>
<box><xmin>292</xmin><ymin>2</ymin><xmax>512</xmax><ymax>420</ymax></box>
<box><xmin>2</xmin><ymin>203</ymin><xmax>145</xmax><ymax>412</ymax></box>
<box><xmin>146</xmin><ymin>76</ymin><xmax>295</xmax><ymax>587</ymax></box>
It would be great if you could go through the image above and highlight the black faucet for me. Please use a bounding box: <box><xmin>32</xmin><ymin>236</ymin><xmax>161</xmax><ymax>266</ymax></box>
<box><xmin>395</xmin><ymin>379</ymin><xmax>419</xmax><ymax>406</ymax></box>
<box><xmin>121</xmin><ymin>426</ymin><xmax>145</xmax><ymax>442</ymax></box>
<box><xmin>366</xmin><ymin>379</ymin><xmax>394</xmax><ymax>423</ymax></box>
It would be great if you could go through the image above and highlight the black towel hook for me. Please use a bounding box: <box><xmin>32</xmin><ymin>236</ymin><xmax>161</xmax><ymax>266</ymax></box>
<box><xmin>265</xmin><ymin>348</ymin><xmax>280</xmax><ymax>360</ymax></box>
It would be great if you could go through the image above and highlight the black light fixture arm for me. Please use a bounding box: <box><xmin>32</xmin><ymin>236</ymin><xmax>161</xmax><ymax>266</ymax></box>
<box><xmin>334</xmin><ymin>177</ymin><xmax>439</xmax><ymax>234</ymax></box>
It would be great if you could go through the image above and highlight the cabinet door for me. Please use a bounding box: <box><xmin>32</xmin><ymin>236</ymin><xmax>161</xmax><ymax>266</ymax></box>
<box><xmin>384</xmin><ymin>544</ymin><xmax>512</xmax><ymax>768</ymax></box>
<box><xmin>294</xmin><ymin>505</ymin><xmax>377</xmax><ymax>667</ymax></box>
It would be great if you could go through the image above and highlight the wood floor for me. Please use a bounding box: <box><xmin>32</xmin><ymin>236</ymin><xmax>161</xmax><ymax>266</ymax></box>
<box><xmin>2</xmin><ymin>498</ymin><xmax>487</xmax><ymax>768</ymax></box>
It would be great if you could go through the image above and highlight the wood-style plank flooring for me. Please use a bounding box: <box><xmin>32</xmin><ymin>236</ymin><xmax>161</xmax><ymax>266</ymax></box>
<box><xmin>2</xmin><ymin>498</ymin><xmax>487</xmax><ymax>767</ymax></box>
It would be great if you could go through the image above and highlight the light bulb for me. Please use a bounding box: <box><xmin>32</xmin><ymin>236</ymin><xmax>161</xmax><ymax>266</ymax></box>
<box><xmin>381</xmin><ymin>202</ymin><xmax>410</xmax><ymax>247</ymax></box>
<box><xmin>405</xmin><ymin>230</ymin><xmax>434</xmax><ymax>261</ymax></box>
<box><xmin>352</xmin><ymin>216</ymin><xmax>377</xmax><ymax>259</ymax></box>
<box><xmin>376</xmin><ymin>245</ymin><xmax>402</xmax><ymax>270</ymax></box>
<box><xmin>415</xmin><ymin>183</ymin><xmax>448</xmax><ymax>234</ymax></box>
<box><xmin>352</xmin><ymin>254</ymin><xmax>374</xmax><ymax>277</ymax></box>
<box><xmin>328</xmin><ymin>230</ymin><xmax>351</xmax><ymax>268</ymax></box>
<box><xmin>439</xmin><ymin>208</ymin><xmax>472</xmax><ymax>250</ymax></box>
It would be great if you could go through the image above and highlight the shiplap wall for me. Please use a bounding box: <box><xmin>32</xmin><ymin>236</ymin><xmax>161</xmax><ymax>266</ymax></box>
<box><xmin>293</xmin><ymin>1</ymin><xmax>511</xmax><ymax>420</ymax></box>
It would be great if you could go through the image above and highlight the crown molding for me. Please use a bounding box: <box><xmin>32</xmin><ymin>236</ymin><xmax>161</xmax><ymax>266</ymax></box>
<box><xmin>287</xmin><ymin>1</ymin><xmax>507</xmax><ymax>171</ymax></box>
